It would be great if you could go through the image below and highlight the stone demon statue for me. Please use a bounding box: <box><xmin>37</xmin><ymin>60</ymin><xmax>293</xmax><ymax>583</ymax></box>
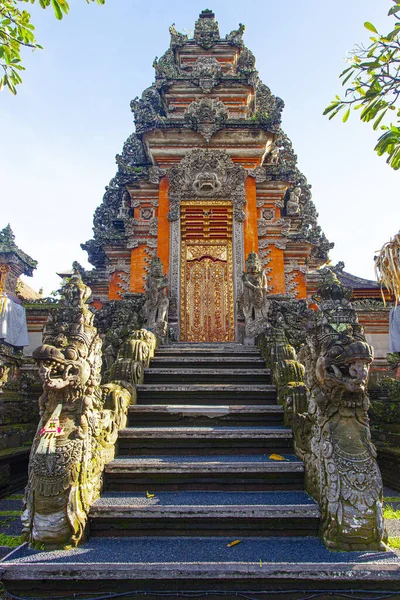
<box><xmin>240</xmin><ymin>251</ymin><xmax>269</xmax><ymax>344</ymax></box>
<box><xmin>22</xmin><ymin>272</ymin><xmax>156</xmax><ymax>548</ymax></box>
<box><xmin>143</xmin><ymin>256</ymin><xmax>169</xmax><ymax>339</ymax></box>
<box><xmin>297</xmin><ymin>270</ymin><xmax>387</xmax><ymax>550</ymax></box>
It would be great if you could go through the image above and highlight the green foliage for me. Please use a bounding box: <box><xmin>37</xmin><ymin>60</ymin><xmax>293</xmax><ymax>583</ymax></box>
<box><xmin>0</xmin><ymin>533</ymin><xmax>21</xmax><ymax>547</ymax></box>
<box><xmin>389</xmin><ymin>536</ymin><xmax>400</xmax><ymax>548</ymax></box>
<box><xmin>387</xmin><ymin>352</ymin><xmax>400</xmax><ymax>370</ymax></box>
<box><xmin>324</xmin><ymin>1</ymin><xmax>400</xmax><ymax>169</ymax></box>
<box><xmin>383</xmin><ymin>504</ymin><xmax>400</xmax><ymax>518</ymax></box>
<box><xmin>370</xmin><ymin>377</ymin><xmax>400</xmax><ymax>424</ymax></box>
<box><xmin>0</xmin><ymin>510</ymin><xmax>22</xmax><ymax>516</ymax></box>
<box><xmin>0</xmin><ymin>0</ymin><xmax>105</xmax><ymax>94</ymax></box>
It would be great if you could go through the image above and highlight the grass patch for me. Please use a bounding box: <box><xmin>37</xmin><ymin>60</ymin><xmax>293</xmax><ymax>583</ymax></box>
<box><xmin>0</xmin><ymin>533</ymin><xmax>21</xmax><ymax>548</ymax></box>
<box><xmin>383</xmin><ymin>504</ymin><xmax>400</xmax><ymax>519</ymax></box>
<box><xmin>0</xmin><ymin>510</ymin><xmax>22</xmax><ymax>517</ymax></box>
<box><xmin>6</xmin><ymin>494</ymin><xmax>23</xmax><ymax>500</ymax></box>
<box><xmin>384</xmin><ymin>497</ymin><xmax>400</xmax><ymax>502</ymax></box>
<box><xmin>389</xmin><ymin>536</ymin><xmax>400</xmax><ymax>549</ymax></box>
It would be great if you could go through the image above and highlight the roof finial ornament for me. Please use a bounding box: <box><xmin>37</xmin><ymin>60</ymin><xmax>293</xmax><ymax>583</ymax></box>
<box><xmin>194</xmin><ymin>9</ymin><xmax>220</xmax><ymax>49</ymax></box>
<box><xmin>226</xmin><ymin>23</ymin><xmax>245</xmax><ymax>47</ymax></box>
<box><xmin>169</xmin><ymin>23</ymin><xmax>188</xmax><ymax>50</ymax></box>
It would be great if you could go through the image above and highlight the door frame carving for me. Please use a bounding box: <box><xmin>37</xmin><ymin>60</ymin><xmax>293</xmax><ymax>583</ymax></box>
<box><xmin>167</xmin><ymin>149</ymin><xmax>246</xmax><ymax>342</ymax></box>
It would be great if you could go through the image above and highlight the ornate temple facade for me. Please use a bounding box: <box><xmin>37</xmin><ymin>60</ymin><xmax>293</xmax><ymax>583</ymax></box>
<box><xmin>82</xmin><ymin>10</ymin><xmax>334</xmax><ymax>343</ymax></box>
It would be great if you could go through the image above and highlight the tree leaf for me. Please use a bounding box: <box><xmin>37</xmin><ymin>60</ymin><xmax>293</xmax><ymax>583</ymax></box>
<box><xmin>227</xmin><ymin>540</ymin><xmax>242</xmax><ymax>547</ymax></box>
<box><xmin>364</xmin><ymin>22</ymin><xmax>378</xmax><ymax>34</ymax></box>
<box><xmin>51</xmin><ymin>0</ymin><xmax>63</xmax><ymax>20</ymax></box>
<box><xmin>342</xmin><ymin>108</ymin><xmax>351</xmax><ymax>122</ymax></box>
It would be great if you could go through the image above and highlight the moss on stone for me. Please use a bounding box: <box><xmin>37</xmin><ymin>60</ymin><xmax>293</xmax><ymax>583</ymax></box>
<box><xmin>0</xmin><ymin>533</ymin><xmax>21</xmax><ymax>548</ymax></box>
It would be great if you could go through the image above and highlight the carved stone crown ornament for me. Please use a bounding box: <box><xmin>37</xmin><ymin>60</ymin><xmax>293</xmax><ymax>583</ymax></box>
<box><xmin>184</xmin><ymin>98</ymin><xmax>229</xmax><ymax>143</ymax></box>
<box><xmin>167</xmin><ymin>149</ymin><xmax>246</xmax><ymax>222</ymax></box>
<box><xmin>193</xmin><ymin>10</ymin><xmax>220</xmax><ymax>49</ymax></box>
<box><xmin>191</xmin><ymin>57</ymin><xmax>223</xmax><ymax>93</ymax></box>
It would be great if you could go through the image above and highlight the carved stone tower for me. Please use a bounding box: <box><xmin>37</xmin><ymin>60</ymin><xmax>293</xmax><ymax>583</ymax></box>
<box><xmin>82</xmin><ymin>10</ymin><xmax>332</xmax><ymax>342</ymax></box>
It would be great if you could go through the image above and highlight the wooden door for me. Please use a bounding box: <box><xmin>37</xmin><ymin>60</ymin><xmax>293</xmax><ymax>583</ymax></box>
<box><xmin>180</xmin><ymin>202</ymin><xmax>234</xmax><ymax>342</ymax></box>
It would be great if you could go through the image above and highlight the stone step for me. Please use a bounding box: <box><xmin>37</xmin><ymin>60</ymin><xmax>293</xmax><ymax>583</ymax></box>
<box><xmin>118</xmin><ymin>426</ymin><xmax>293</xmax><ymax>455</ymax></box>
<box><xmin>136</xmin><ymin>384</ymin><xmax>277</xmax><ymax>405</ymax></box>
<box><xmin>156</xmin><ymin>345</ymin><xmax>261</xmax><ymax>357</ymax></box>
<box><xmin>89</xmin><ymin>490</ymin><xmax>320</xmax><ymax>537</ymax></box>
<box><xmin>144</xmin><ymin>368</ymin><xmax>271</xmax><ymax>385</ymax></box>
<box><xmin>104</xmin><ymin>454</ymin><xmax>304</xmax><ymax>492</ymax></box>
<box><xmin>128</xmin><ymin>404</ymin><xmax>284</xmax><ymax>427</ymax></box>
<box><xmin>3</xmin><ymin>537</ymin><xmax>400</xmax><ymax>599</ymax></box>
<box><xmin>150</xmin><ymin>356</ymin><xmax>267</xmax><ymax>369</ymax></box>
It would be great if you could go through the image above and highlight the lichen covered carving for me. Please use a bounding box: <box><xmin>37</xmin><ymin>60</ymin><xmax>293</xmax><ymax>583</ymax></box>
<box><xmin>240</xmin><ymin>251</ymin><xmax>270</xmax><ymax>343</ymax></box>
<box><xmin>22</xmin><ymin>272</ymin><xmax>156</xmax><ymax>548</ymax></box>
<box><xmin>191</xmin><ymin>57</ymin><xmax>222</xmax><ymax>93</ymax></box>
<box><xmin>296</xmin><ymin>270</ymin><xmax>387</xmax><ymax>550</ymax></box>
<box><xmin>194</xmin><ymin>10</ymin><xmax>220</xmax><ymax>49</ymax></box>
<box><xmin>184</xmin><ymin>98</ymin><xmax>229</xmax><ymax>142</ymax></box>
<box><xmin>143</xmin><ymin>257</ymin><xmax>169</xmax><ymax>339</ymax></box>
<box><xmin>168</xmin><ymin>149</ymin><xmax>246</xmax><ymax>222</ymax></box>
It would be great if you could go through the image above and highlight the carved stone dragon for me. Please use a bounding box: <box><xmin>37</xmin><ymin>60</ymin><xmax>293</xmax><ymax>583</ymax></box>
<box><xmin>22</xmin><ymin>271</ymin><xmax>156</xmax><ymax>548</ymax></box>
<box><xmin>297</xmin><ymin>270</ymin><xmax>387</xmax><ymax>550</ymax></box>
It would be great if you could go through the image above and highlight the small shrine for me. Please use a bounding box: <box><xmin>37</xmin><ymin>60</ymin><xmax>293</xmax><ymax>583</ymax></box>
<box><xmin>0</xmin><ymin>225</ymin><xmax>37</xmax><ymax>351</ymax></box>
<box><xmin>82</xmin><ymin>9</ymin><xmax>333</xmax><ymax>343</ymax></box>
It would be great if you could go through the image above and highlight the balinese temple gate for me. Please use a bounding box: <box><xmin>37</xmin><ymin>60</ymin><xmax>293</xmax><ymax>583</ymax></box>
<box><xmin>82</xmin><ymin>9</ymin><xmax>333</xmax><ymax>343</ymax></box>
<box><xmin>1</xmin><ymin>11</ymin><xmax>393</xmax><ymax>595</ymax></box>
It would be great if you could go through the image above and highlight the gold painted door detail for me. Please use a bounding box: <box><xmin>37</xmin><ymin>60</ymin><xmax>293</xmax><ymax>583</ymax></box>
<box><xmin>180</xmin><ymin>202</ymin><xmax>234</xmax><ymax>342</ymax></box>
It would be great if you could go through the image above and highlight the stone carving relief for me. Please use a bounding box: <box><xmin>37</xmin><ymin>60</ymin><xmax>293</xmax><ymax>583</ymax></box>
<box><xmin>130</xmin><ymin>86</ymin><xmax>166</xmax><ymax>134</ymax></box>
<box><xmin>149</xmin><ymin>166</ymin><xmax>166</xmax><ymax>184</ymax></box>
<box><xmin>286</xmin><ymin>186</ymin><xmax>301</xmax><ymax>216</ymax></box>
<box><xmin>168</xmin><ymin>149</ymin><xmax>246</xmax><ymax>222</ymax></box>
<box><xmin>194</xmin><ymin>11</ymin><xmax>220</xmax><ymax>49</ymax></box>
<box><xmin>239</xmin><ymin>252</ymin><xmax>270</xmax><ymax>344</ymax></box>
<box><xmin>153</xmin><ymin>49</ymin><xmax>181</xmax><ymax>85</ymax></box>
<box><xmin>263</xmin><ymin>209</ymin><xmax>275</xmax><ymax>220</ymax></box>
<box><xmin>248</xmin><ymin>166</ymin><xmax>271</xmax><ymax>184</ymax></box>
<box><xmin>116</xmin><ymin>134</ymin><xmax>147</xmax><ymax>175</ymax></box>
<box><xmin>191</xmin><ymin>57</ymin><xmax>222</xmax><ymax>93</ymax></box>
<box><xmin>253</xmin><ymin>81</ymin><xmax>284</xmax><ymax>130</ymax></box>
<box><xmin>22</xmin><ymin>272</ymin><xmax>157</xmax><ymax>548</ymax></box>
<box><xmin>236</xmin><ymin>47</ymin><xmax>256</xmax><ymax>76</ymax></box>
<box><xmin>169</xmin><ymin>23</ymin><xmax>188</xmax><ymax>49</ymax></box>
<box><xmin>296</xmin><ymin>271</ymin><xmax>387</xmax><ymax>550</ymax></box>
<box><xmin>184</xmin><ymin>98</ymin><xmax>229</xmax><ymax>143</ymax></box>
<box><xmin>225</xmin><ymin>23</ymin><xmax>245</xmax><ymax>47</ymax></box>
<box><xmin>140</xmin><ymin>208</ymin><xmax>154</xmax><ymax>221</ymax></box>
<box><xmin>142</xmin><ymin>257</ymin><xmax>169</xmax><ymax>340</ymax></box>
<box><xmin>94</xmin><ymin>296</ymin><xmax>144</xmax><ymax>380</ymax></box>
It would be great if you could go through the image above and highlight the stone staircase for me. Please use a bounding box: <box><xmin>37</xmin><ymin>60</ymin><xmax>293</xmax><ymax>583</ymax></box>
<box><xmin>2</xmin><ymin>343</ymin><xmax>400</xmax><ymax>599</ymax></box>
<box><xmin>90</xmin><ymin>343</ymin><xmax>318</xmax><ymax>538</ymax></box>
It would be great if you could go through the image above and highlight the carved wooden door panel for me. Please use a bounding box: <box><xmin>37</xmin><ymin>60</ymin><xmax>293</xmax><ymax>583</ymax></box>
<box><xmin>180</xmin><ymin>202</ymin><xmax>234</xmax><ymax>342</ymax></box>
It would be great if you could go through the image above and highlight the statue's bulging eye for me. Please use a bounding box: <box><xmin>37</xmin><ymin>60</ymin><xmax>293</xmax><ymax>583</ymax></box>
<box><xmin>65</xmin><ymin>348</ymin><xmax>78</xmax><ymax>361</ymax></box>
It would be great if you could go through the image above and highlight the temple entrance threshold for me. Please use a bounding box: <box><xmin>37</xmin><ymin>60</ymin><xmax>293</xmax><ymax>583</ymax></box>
<box><xmin>180</xmin><ymin>201</ymin><xmax>235</xmax><ymax>342</ymax></box>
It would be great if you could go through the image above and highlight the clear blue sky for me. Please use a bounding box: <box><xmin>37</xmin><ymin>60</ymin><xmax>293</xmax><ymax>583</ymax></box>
<box><xmin>1</xmin><ymin>0</ymin><xmax>398</xmax><ymax>294</ymax></box>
